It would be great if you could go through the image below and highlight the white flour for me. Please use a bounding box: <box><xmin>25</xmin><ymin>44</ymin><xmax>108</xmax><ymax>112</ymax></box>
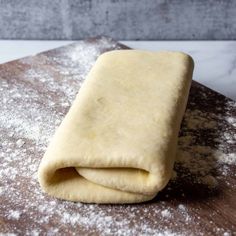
<box><xmin>8</xmin><ymin>210</ymin><xmax>21</xmax><ymax>220</ymax></box>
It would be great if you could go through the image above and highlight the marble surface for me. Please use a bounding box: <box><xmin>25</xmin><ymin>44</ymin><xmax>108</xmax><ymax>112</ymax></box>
<box><xmin>0</xmin><ymin>40</ymin><xmax>235</xmax><ymax>101</ymax></box>
<box><xmin>1</xmin><ymin>0</ymin><xmax>236</xmax><ymax>40</ymax></box>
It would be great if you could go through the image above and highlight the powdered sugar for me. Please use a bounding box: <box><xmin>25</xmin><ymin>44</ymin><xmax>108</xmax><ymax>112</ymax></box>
<box><xmin>0</xmin><ymin>37</ymin><xmax>235</xmax><ymax>235</ymax></box>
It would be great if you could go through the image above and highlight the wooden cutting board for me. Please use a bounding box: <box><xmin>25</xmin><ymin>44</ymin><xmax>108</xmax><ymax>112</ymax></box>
<box><xmin>0</xmin><ymin>37</ymin><xmax>235</xmax><ymax>236</ymax></box>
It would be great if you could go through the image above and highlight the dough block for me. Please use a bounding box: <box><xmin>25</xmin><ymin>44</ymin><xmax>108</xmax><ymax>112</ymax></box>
<box><xmin>38</xmin><ymin>50</ymin><xmax>194</xmax><ymax>203</ymax></box>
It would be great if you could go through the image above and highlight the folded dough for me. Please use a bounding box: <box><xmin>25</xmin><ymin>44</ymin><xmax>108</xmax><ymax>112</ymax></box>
<box><xmin>38</xmin><ymin>50</ymin><xmax>194</xmax><ymax>204</ymax></box>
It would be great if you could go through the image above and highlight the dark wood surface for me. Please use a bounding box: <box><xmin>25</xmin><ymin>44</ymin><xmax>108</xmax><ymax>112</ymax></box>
<box><xmin>0</xmin><ymin>37</ymin><xmax>235</xmax><ymax>235</ymax></box>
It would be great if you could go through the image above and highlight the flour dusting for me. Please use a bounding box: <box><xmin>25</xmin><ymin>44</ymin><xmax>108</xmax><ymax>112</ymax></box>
<box><xmin>161</xmin><ymin>209</ymin><xmax>172</xmax><ymax>218</ymax></box>
<box><xmin>8</xmin><ymin>210</ymin><xmax>21</xmax><ymax>220</ymax></box>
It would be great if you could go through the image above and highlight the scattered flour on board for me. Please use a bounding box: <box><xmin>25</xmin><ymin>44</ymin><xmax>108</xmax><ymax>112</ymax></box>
<box><xmin>161</xmin><ymin>209</ymin><xmax>172</xmax><ymax>218</ymax></box>
<box><xmin>176</xmin><ymin>106</ymin><xmax>236</xmax><ymax>188</ymax></box>
<box><xmin>8</xmin><ymin>210</ymin><xmax>21</xmax><ymax>220</ymax></box>
<box><xmin>0</xmin><ymin>37</ymin><xmax>235</xmax><ymax>235</ymax></box>
<box><xmin>178</xmin><ymin>204</ymin><xmax>187</xmax><ymax>212</ymax></box>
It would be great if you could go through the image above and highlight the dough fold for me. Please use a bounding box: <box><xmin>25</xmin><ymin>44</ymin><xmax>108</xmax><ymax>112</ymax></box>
<box><xmin>38</xmin><ymin>50</ymin><xmax>194</xmax><ymax>204</ymax></box>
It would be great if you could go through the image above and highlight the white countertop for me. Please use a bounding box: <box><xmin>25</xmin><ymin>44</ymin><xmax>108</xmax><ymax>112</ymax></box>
<box><xmin>0</xmin><ymin>40</ymin><xmax>235</xmax><ymax>100</ymax></box>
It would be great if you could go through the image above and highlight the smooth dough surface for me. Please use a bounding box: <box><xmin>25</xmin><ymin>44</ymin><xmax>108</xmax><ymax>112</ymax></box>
<box><xmin>38</xmin><ymin>50</ymin><xmax>194</xmax><ymax>204</ymax></box>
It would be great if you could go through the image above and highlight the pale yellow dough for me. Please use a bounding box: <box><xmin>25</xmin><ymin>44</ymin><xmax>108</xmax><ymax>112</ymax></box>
<box><xmin>38</xmin><ymin>50</ymin><xmax>194</xmax><ymax>204</ymax></box>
